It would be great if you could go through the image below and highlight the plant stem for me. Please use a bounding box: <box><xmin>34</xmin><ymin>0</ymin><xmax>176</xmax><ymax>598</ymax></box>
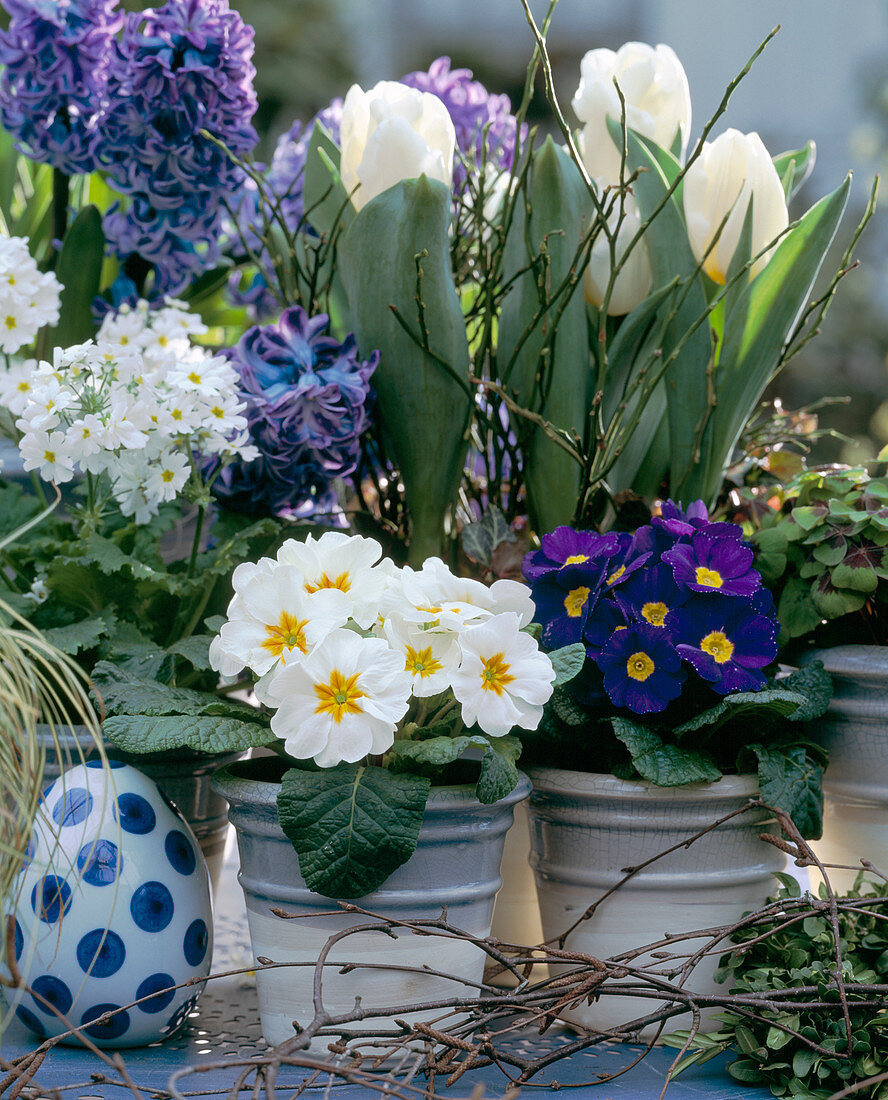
<box><xmin>187</xmin><ymin>505</ymin><xmax>206</xmax><ymax>579</ymax></box>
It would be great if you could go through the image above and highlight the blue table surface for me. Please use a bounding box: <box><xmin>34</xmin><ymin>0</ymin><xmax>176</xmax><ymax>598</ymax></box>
<box><xmin>1</xmin><ymin>836</ymin><xmax>773</xmax><ymax>1100</ymax></box>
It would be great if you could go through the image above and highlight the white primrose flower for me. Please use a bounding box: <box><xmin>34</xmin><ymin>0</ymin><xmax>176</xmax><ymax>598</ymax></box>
<box><xmin>0</xmin><ymin>358</ymin><xmax>38</xmax><ymax>416</ymax></box>
<box><xmin>265</xmin><ymin>628</ymin><xmax>413</xmax><ymax>767</ymax></box>
<box><xmin>276</xmin><ymin>531</ymin><xmax>388</xmax><ymax>629</ymax></box>
<box><xmin>451</xmin><ymin>612</ymin><xmax>556</xmax><ymax>737</ymax></box>
<box><xmin>144</xmin><ymin>447</ymin><xmax>191</xmax><ymax>503</ymax></box>
<box><xmin>213</xmin><ymin>565</ymin><xmax>352</xmax><ymax>678</ymax></box>
<box><xmin>18</xmin><ymin>428</ymin><xmax>76</xmax><ymax>483</ymax></box>
<box><xmin>0</xmin><ymin>235</ymin><xmax>62</xmax><ymax>353</ymax></box>
<box><xmin>383</xmin><ymin>612</ymin><xmax>461</xmax><ymax>698</ymax></box>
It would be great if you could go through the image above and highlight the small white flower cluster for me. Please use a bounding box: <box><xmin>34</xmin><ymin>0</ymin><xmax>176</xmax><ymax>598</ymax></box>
<box><xmin>5</xmin><ymin>299</ymin><xmax>258</xmax><ymax>522</ymax></box>
<box><xmin>0</xmin><ymin>235</ymin><xmax>62</xmax><ymax>354</ymax></box>
<box><xmin>210</xmin><ymin>531</ymin><xmax>556</xmax><ymax>768</ymax></box>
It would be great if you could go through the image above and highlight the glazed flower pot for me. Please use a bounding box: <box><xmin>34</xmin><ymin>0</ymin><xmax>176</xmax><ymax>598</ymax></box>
<box><xmin>38</xmin><ymin>726</ymin><xmax>243</xmax><ymax>890</ymax></box>
<box><xmin>526</xmin><ymin>768</ymin><xmax>784</xmax><ymax>1035</ymax></box>
<box><xmin>805</xmin><ymin>646</ymin><xmax>888</xmax><ymax>891</ymax></box>
<box><xmin>213</xmin><ymin>757</ymin><xmax>530</xmax><ymax>1047</ymax></box>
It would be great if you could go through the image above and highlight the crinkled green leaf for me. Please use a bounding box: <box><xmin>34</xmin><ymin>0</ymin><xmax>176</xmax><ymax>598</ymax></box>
<box><xmin>42</xmin><ymin>615</ymin><xmax>110</xmax><ymax>655</ymax></box>
<box><xmin>612</xmin><ymin>718</ymin><xmax>721</xmax><ymax>785</ymax></box>
<box><xmin>552</xmin><ymin>683</ymin><xmax>591</xmax><ymax>726</ymax></box>
<box><xmin>277</xmin><ymin>763</ymin><xmax>430</xmax><ymax>898</ymax></box>
<box><xmin>749</xmin><ymin>743</ymin><xmax>824</xmax><ymax>839</ymax></box>
<box><xmin>461</xmin><ymin>505</ymin><xmax>515</xmax><ymax>569</ymax></box>
<box><xmin>779</xmin><ymin>661</ymin><xmax>832</xmax><ymax>722</ymax></box>
<box><xmin>92</xmin><ymin>661</ymin><xmax>265</xmax><ymax>722</ymax></box>
<box><xmin>387</xmin><ymin>733</ymin><xmax>488</xmax><ymax>772</ymax></box>
<box><xmin>549</xmin><ymin>642</ymin><xmax>586</xmax><ymax>687</ymax></box>
<box><xmin>103</xmin><ymin>713</ymin><xmax>274</xmax><ymax>755</ymax></box>
<box><xmin>673</xmin><ymin>687</ymin><xmax>806</xmax><ymax>739</ymax></box>
<box><xmin>167</xmin><ymin>633</ymin><xmax>214</xmax><ymax>672</ymax></box>
<box><xmin>476</xmin><ymin>735</ymin><xmax>521</xmax><ymax>804</ymax></box>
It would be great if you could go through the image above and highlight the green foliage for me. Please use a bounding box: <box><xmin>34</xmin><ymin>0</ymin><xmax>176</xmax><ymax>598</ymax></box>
<box><xmin>276</xmin><ymin>763</ymin><xmax>431</xmax><ymax>898</ymax></box>
<box><xmin>612</xmin><ymin>718</ymin><xmax>722</xmax><ymax>784</ymax></box>
<box><xmin>461</xmin><ymin>505</ymin><xmax>516</xmax><ymax>571</ymax></box>
<box><xmin>665</xmin><ymin>878</ymin><xmax>888</xmax><ymax>1098</ymax></box>
<box><xmin>52</xmin><ymin>205</ymin><xmax>104</xmax><ymax>348</ymax></box>
<box><xmin>751</xmin><ymin>465</ymin><xmax>888</xmax><ymax>645</ymax></box>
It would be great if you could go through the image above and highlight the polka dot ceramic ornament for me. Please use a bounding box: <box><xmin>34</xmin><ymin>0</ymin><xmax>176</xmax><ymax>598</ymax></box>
<box><xmin>11</xmin><ymin>761</ymin><xmax>213</xmax><ymax>1047</ymax></box>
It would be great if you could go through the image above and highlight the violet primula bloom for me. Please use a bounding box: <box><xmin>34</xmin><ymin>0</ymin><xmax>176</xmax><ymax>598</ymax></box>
<box><xmin>616</xmin><ymin>563</ymin><xmax>688</xmax><ymax>629</ymax></box>
<box><xmin>652</xmin><ymin>498</ymin><xmax>713</xmax><ymax>538</ymax></box>
<box><xmin>602</xmin><ymin>533</ymin><xmax>651</xmax><ymax>590</ymax></box>
<box><xmin>668</xmin><ymin>595</ymin><xmax>777</xmax><ymax>695</ymax></box>
<box><xmin>582</xmin><ymin>596</ymin><xmax>628</xmax><ymax>656</ymax></box>
<box><xmin>523</xmin><ymin>526</ymin><xmax>620</xmax><ymax>581</ymax></box>
<box><xmin>99</xmin><ymin>0</ymin><xmax>258</xmax><ymax>292</ymax></box>
<box><xmin>596</xmin><ymin>623</ymin><xmax>686</xmax><ymax>714</ymax></box>
<box><xmin>0</xmin><ymin>0</ymin><xmax>121</xmax><ymax>174</ymax></box>
<box><xmin>663</xmin><ymin>528</ymin><xmax>760</xmax><ymax>598</ymax></box>
<box><xmin>212</xmin><ymin>306</ymin><xmax>377</xmax><ymax>518</ymax></box>
<box><xmin>401</xmin><ymin>56</ymin><xmax>520</xmax><ymax>189</ymax></box>
<box><xmin>530</xmin><ymin>566</ymin><xmax>603</xmax><ymax>649</ymax></box>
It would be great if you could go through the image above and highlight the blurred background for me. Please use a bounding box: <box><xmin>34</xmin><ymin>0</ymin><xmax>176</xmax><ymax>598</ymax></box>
<box><xmin>27</xmin><ymin>0</ymin><xmax>888</xmax><ymax>464</ymax></box>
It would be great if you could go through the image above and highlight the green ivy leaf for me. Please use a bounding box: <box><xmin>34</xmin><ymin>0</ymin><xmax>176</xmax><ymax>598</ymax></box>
<box><xmin>277</xmin><ymin>763</ymin><xmax>430</xmax><ymax>898</ymax></box>
<box><xmin>749</xmin><ymin>743</ymin><xmax>824</xmax><ymax>839</ymax></box>
<box><xmin>612</xmin><ymin>718</ymin><xmax>722</xmax><ymax>785</ymax></box>
<box><xmin>103</xmin><ymin>713</ymin><xmax>275</xmax><ymax>754</ymax></box>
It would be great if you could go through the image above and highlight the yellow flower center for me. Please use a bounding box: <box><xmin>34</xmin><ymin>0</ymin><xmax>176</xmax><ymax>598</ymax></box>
<box><xmin>171</xmin><ymin>408</ymin><xmax>183</xmax><ymax>421</ymax></box>
<box><xmin>305</xmin><ymin>572</ymin><xmax>351</xmax><ymax>594</ymax></box>
<box><xmin>5</xmin><ymin>315</ymin><xmax>16</xmax><ymax>330</ymax></box>
<box><xmin>119</xmin><ymin>335</ymin><xmax>129</xmax><ymax>345</ymax></box>
<box><xmin>261</xmin><ymin>610</ymin><xmax>309</xmax><ymax>658</ymax></box>
<box><xmin>210</xmin><ymin>405</ymin><xmax>225</xmax><ymax>419</ymax></box>
<box><xmin>479</xmin><ymin>653</ymin><xmax>515</xmax><ymax>696</ymax></box>
<box><xmin>16</xmin><ymin>381</ymin><xmax>30</xmax><ymax>393</ymax></box>
<box><xmin>161</xmin><ymin>469</ymin><xmax>175</xmax><ymax>483</ymax></box>
<box><xmin>626</xmin><ymin>651</ymin><xmax>655</xmax><ymax>682</ymax></box>
<box><xmin>8</xmin><ymin>276</ymin><xmax>14</xmax><ymax>285</ymax></box>
<box><xmin>43</xmin><ymin>449</ymin><xmax>56</xmax><ymax>464</ymax></box>
<box><xmin>314</xmin><ymin>669</ymin><xmax>364</xmax><ymax>723</ymax></box>
<box><xmin>695</xmin><ymin>567</ymin><xmax>724</xmax><ymax>589</ymax></box>
<box><xmin>158</xmin><ymin>335</ymin><xmax>169</xmax><ymax>347</ymax></box>
<box><xmin>563</xmin><ymin>554</ymin><xmax>589</xmax><ymax>565</ymax></box>
<box><xmin>188</xmin><ymin>371</ymin><xmax>202</xmax><ymax>384</ymax></box>
<box><xmin>563</xmin><ymin>586</ymin><xmax>590</xmax><ymax>618</ymax></box>
<box><xmin>701</xmin><ymin>630</ymin><xmax>734</xmax><ymax>664</ymax></box>
<box><xmin>607</xmin><ymin>565</ymin><xmax>625</xmax><ymax>586</ymax></box>
<box><xmin>641</xmin><ymin>601</ymin><xmax>669</xmax><ymax>627</ymax></box>
<box><xmin>404</xmin><ymin>645</ymin><xmax>443</xmax><ymax>679</ymax></box>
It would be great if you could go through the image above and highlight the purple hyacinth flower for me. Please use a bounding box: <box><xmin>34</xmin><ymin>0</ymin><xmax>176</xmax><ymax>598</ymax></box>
<box><xmin>0</xmin><ymin>0</ymin><xmax>122</xmax><ymax>174</ymax></box>
<box><xmin>523</xmin><ymin>526</ymin><xmax>621</xmax><ymax>582</ymax></box>
<box><xmin>582</xmin><ymin>596</ymin><xmax>628</xmax><ymax>656</ymax></box>
<box><xmin>668</xmin><ymin>595</ymin><xmax>777</xmax><ymax>695</ymax></box>
<box><xmin>212</xmin><ymin>305</ymin><xmax>377</xmax><ymax>519</ymax></box>
<box><xmin>663</xmin><ymin>528</ymin><xmax>761</xmax><ymax>598</ymax></box>
<box><xmin>401</xmin><ymin>56</ymin><xmax>520</xmax><ymax>190</ymax></box>
<box><xmin>595</xmin><ymin>623</ymin><xmax>686</xmax><ymax>714</ymax></box>
<box><xmin>530</xmin><ymin>566</ymin><xmax>603</xmax><ymax>649</ymax></box>
<box><xmin>616</xmin><ymin>563</ymin><xmax>688</xmax><ymax>630</ymax></box>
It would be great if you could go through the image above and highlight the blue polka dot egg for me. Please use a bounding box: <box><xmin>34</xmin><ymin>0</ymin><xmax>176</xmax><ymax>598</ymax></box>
<box><xmin>12</xmin><ymin>761</ymin><xmax>213</xmax><ymax>1047</ymax></box>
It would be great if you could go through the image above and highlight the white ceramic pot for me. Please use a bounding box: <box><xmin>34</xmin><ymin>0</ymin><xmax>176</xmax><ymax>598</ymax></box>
<box><xmin>806</xmin><ymin>645</ymin><xmax>888</xmax><ymax>892</ymax></box>
<box><xmin>213</xmin><ymin>758</ymin><xmax>530</xmax><ymax>1047</ymax></box>
<box><xmin>526</xmin><ymin>768</ymin><xmax>784</xmax><ymax>1035</ymax></box>
<box><xmin>489</xmin><ymin>801</ymin><xmax>546</xmax><ymax>986</ymax></box>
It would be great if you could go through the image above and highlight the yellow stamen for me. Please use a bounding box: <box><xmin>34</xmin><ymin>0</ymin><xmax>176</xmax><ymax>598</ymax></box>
<box><xmin>161</xmin><ymin>469</ymin><xmax>175</xmax><ymax>483</ymax></box>
<box><xmin>158</xmin><ymin>335</ymin><xmax>169</xmax><ymax>347</ymax></box>
<box><xmin>641</xmin><ymin>601</ymin><xmax>669</xmax><ymax>627</ymax></box>
<box><xmin>210</xmin><ymin>405</ymin><xmax>225</xmax><ymax>419</ymax></box>
<box><xmin>404</xmin><ymin>645</ymin><xmax>443</xmax><ymax>679</ymax></box>
<box><xmin>701</xmin><ymin>630</ymin><xmax>734</xmax><ymax>664</ymax></box>
<box><xmin>563</xmin><ymin>586</ymin><xmax>590</xmax><ymax>618</ymax></box>
<box><xmin>314</xmin><ymin>669</ymin><xmax>364</xmax><ymax>723</ymax></box>
<box><xmin>695</xmin><ymin>566</ymin><xmax>724</xmax><ymax>589</ymax></box>
<box><xmin>607</xmin><ymin>565</ymin><xmax>625</xmax><ymax>586</ymax></box>
<box><xmin>4</xmin><ymin>315</ymin><xmax>16</xmax><ymax>330</ymax></box>
<box><xmin>43</xmin><ymin>449</ymin><xmax>56</xmax><ymax>464</ymax></box>
<box><xmin>626</xmin><ymin>652</ymin><xmax>655</xmax><ymax>682</ymax></box>
<box><xmin>261</xmin><ymin>610</ymin><xmax>309</xmax><ymax>658</ymax></box>
<box><xmin>479</xmin><ymin>653</ymin><xmax>515</xmax><ymax>696</ymax></box>
<box><xmin>188</xmin><ymin>371</ymin><xmax>202</xmax><ymax>384</ymax></box>
<box><xmin>563</xmin><ymin>554</ymin><xmax>589</xmax><ymax>565</ymax></box>
<box><xmin>305</xmin><ymin>572</ymin><xmax>351</xmax><ymax>594</ymax></box>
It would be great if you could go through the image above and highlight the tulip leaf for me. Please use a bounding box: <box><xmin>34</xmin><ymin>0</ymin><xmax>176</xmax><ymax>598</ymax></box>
<box><xmin>52</xmin><ymin>204</ymin><xmax>104</xmax><ymax>348</ymax></box>
<box><xmin>690</xmin><ymin>176</ymin><xmax>851</xmax><ymax>503</ymax></box>
<box><xmin>339</xmin><ymin>176</ymin><xmax>471</xmax><ymax>564</ymax></box>
<box><xmin>302</xmin><ymin>121</ymin><xmax>350</xmax><ymax>242</ymax></box>
<box><xmin>624</xmin><ymin>130</ymin><xmax>715</xmax><ymax>501</ymax></box>
<box><xmin>773</xmin><ymin>142</ymin><xmax>816</xmax><ymax>202</ymax></box>
<box><xmin>277</xmin><ymin>763</ymin><xmax>431</xmax><ymax>898</ymax></box>
<box><xmin>499</xmin><ymin>137</ymin><xmax>591</xmax><ymax>532</ymax></box>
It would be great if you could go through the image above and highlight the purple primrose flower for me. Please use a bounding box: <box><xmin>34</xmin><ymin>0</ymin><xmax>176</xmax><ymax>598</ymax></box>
<box><xmin>596</xmin><ymin>623</ymin><xmax>686</xmax><ymax>714</ymax></box>
<box><xmin>523</xmin><ymin>526</ymin><xmax>620</xmax><ymax>582</ymax></box>
<box><xmin>530</xmin><ymin>566</ymin><xmax>603</xmax><ymax>649</ymax></box>
<box><xmin>663</xmin><ymin>529</ymin><xmax>761</xmax><ymax>598</ymax></box>
<box><xmin>668</xmin><ymin>595</ymin><xmax>777</xmax><ymax>695</ymax></box>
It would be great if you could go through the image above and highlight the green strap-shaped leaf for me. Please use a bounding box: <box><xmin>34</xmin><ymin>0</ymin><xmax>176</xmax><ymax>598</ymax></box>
<box><xmin>277</xmin><ymin>763</ymin><xmax>431</xmax><ymax>898</ymax></box>
<box><xmin>773</xmin><ymin>142</ymin><xmax>816</xmax><ymax>202</ymax></box>
<box><xmin>625</xmin><ymin>130</ymin><xmax>715</xmax><ymax>502</ymax></box>
<box><xmin>52</xmin><ymin>204</ymin><xmax>104</xmax><ymax>348</ymax></box>
<box><xmin>302</xmin><ymin>122</ymin><xmax>350</xmax><ymax>242</ymax></box>
<box><xmin>689</xmin><ymin>176</ymin><xmax>851</xmax><ymax>504</ymax></box>
<box><xmin>339</xmin><ymin>176</ymin><xmax>471</xmax><ymax>564</ymax></box>
<box><xmin>498</xmin><ymin>137</ymin><xmax>590</xmax><ymax>532</ymax></box>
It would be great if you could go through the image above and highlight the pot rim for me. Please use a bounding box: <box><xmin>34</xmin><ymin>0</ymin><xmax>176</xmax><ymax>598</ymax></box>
<box><xmin>525</xmin><ymin>765</ymin><xmax>760</xmax><ymax>800</ymax></box>
<box><xmin>213</xmin><ymin>755</ymin><xmax>531</xmax><ymax>811</ymax></box>
<box><xmin>802</xmin><ymin>644</ymin><xmax>888</xmax><ymax>676</ymax></box>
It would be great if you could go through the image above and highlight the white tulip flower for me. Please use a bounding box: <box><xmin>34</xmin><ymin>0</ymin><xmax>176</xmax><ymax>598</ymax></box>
<box><xmin>573</xmin><ymin>42</ymin><xmax>691</xmax><ymax>184</ymax></box>
<box><xmin>682</xmin><ymin>129</ymin><xmax>789</xmax><ymax>284</ymax></box>
<box><xmin>339</xmin><ymin>80</ymin><xmax>456</xmax><ymax>211</ymax></box>
<box><xmin>585</xmin><ymin>192</ymin><xmax>653</xmax><ymax>316</ymax></box>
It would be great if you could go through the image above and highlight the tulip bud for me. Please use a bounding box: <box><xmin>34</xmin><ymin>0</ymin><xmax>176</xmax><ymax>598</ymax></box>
<box><xmin>339</xmin><ymin>80</ymin><xmax>456</xmax><ymax>211</ymax></box>
<box><xmin>682</xmin><ymin>129</ymin><xmax>789</xmax><ymax>284</ymax></box>
<box><xmin>572</xmin><ymin>42</ymin><xmax>691</xmax><ymax>184</ymax></box>
<box><xmin>585</xmin><ymin>193</ymin><xmax>653</xmax><ymax>316</ymax></box>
